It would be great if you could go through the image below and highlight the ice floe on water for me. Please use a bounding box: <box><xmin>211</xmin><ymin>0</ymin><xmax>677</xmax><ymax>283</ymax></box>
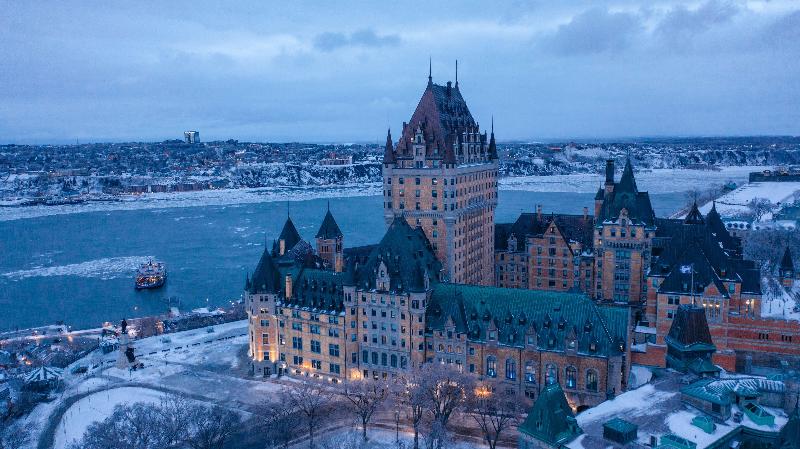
<box><xmin>0</xmin><ymin>183</ymin><xmax>382</xmax><ymax>222</ymax></box>
<box><xmin>2</xmin><ymin>256</ymin><xmax>152</xmax><ymax>281</ymax></box>
<box><xmin>0</xmin><ymin>167</ymin><xmax>767</xmax><ymax>222</ymax></box>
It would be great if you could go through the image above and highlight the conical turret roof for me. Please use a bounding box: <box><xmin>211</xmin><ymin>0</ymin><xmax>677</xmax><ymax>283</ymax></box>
<box><xmin>316</xmin><ymin>208</ymin><xmax>343</xmax><ymax>240</ymax></box>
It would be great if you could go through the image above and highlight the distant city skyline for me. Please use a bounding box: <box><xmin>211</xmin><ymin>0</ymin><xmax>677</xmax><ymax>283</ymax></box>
<box><xmin>1</xmin><ymin>0</ymin><xmax>799</xmax><ymax>144</ymax></box>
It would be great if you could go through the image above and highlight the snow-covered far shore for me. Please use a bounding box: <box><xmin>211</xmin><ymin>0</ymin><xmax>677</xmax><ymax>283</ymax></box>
<box><xmin>500</xmin><ymin>165</ymin><xmax>766</xmax><ymax>194</ymax></box>
<box><xmin>0</xmin><ymin>166</ymin><xmax>768</xmax><ymax>222</ymax></box>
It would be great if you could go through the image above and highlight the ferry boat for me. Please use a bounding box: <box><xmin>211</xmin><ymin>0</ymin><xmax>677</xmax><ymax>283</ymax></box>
<box><xmin>135</xmin><ymin>260</ymin><xmax>166</xmax><ymax>290</ymax></box>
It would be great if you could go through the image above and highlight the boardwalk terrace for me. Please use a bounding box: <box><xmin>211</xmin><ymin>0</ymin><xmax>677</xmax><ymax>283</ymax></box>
<box><xmin>245</xmin><ymin>209</ymin><xmax>629</xmax><ymax>409</ymax></box>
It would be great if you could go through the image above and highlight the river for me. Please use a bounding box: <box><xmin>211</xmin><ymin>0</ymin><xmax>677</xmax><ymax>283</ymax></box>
<box><xmin>0</xmin><ymin>167</ymin><xmax>761</xmax><ymax>330</ymax></box>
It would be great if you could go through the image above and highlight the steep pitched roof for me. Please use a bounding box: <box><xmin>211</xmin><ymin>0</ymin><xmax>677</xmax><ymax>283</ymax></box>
<box><xmin>315</xmin><ymin>209</ymin><xmax>343</xmax><ymax>240</ymax></box>
<box><xmin>495</xmin><ymin>213</ymin><xmax>594</xmax><ymax>252</ymax></box>
<box><xmin>781</xmin><ymin>246</ymin><xmax>795</xmax><ymax>272</ymax></box>
<box><xmin>278</xmin><ymin>216</ymin><xmax>302</xmax><ymax>252</ymax></box>
<box><xmin>426</xmin><ymin>284</ymin><xmax>628</xmax><ymax>356</ymax></box>
<box><xmin>383</xmin><ymin>128</ymin><xmax>395</xmax><ymax>163</ymax></box>
<box><xmin>519</xmin><ymin>383</ymin><xmax>582</xmax><ymax>446</ymax></box>
<box><xmin>666</xmin><ymin>305</ymin><xmax>715</xmax><ymax>351</ymax></box>
<box><xmin>597</xmin><ymin>159</ymin><xmax>655</xmax><ymax>226</ymax></box>
<box><xmin>278</xmin><ymin>267</ymin><xmax>347</xmax><ymax>314</ymax></box>
<box><xmin>353</xmin><ymin>216</ymin><xmax>441</xmax><ymax>292</ymax></box>
<box><xmin>684</xmin><ymin>202</ymin><xmax>705</xmax><ymax>225</ymax></box>
<box><xmin>395</xmin><ymin>80</ymin><xmax>478</xmax><ymax>159</ymax></box>
<box><xmin>249</xmin><ymin>247</ymin><xmax>282</xmax><ymax>294</ymax></box>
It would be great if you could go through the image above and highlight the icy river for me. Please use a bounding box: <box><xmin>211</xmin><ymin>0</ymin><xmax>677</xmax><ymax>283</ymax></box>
<box><xmin>0</xmin><ymin>167</ymin><xmax>762</xmax><ymax>330</ymax></box>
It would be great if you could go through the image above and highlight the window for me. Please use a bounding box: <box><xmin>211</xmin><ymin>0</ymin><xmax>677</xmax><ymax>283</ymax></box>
<box><xmin>505</xmin><ymin>359</ymin><xmax>516</xmax><ymax>380</ymax></box>
<box><xmin>545</xmin><ymin>364</ymin><xmax>557</xmax><ymax>385</ymax></box>
<box><xmin>525</xmin><ymin>361</ymin><xmax>536</xmax><ymax>383</ymax></box>
<box><xmin>565</xmin><ymin>366</ymin><xmax>577</xmax><ymax>389</ymax></box>
<box><xmin>586</xmin><ymin>370</ymin><xmax>598</xmax><ymax>392</ymax></box>
<box><xmin>487</xmin><ymin>356</ymin><xmax>497</xmax><ymax>378</ymax></box>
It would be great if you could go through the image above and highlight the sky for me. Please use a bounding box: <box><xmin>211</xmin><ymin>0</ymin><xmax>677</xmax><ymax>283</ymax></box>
<box><xmin>0</xmin><ymin>0</ymin><xmax>799</xmax><ymax>144</ymax></box>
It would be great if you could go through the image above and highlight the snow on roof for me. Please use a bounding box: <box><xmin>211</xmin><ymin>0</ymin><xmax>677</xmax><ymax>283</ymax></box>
<box><xmin>24</xmin><ymin>366</ymin><xmax>64</xmax><ymax>383</ymax></box>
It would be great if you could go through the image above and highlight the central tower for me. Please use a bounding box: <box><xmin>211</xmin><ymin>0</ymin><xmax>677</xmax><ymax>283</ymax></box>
<box><xmin>382</xmin><ymin>66</ymin><xmax>498</xmax><ymax>285</ymax></box>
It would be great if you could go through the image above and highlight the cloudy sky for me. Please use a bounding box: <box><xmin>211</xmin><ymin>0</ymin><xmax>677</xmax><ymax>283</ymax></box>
<box><xmin>1</xmin><ymin>0</ymin><xmax>798</xmax><ymax>143</ymax></box>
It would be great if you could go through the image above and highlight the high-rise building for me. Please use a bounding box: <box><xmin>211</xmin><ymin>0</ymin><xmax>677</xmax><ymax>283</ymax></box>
<box><xmin>382</xmin><ymin>67</ymin><xmax>498</xmax><ymax>285</ymax></box>
<box><xmin>184</xmin><ymin>130</ymin><xmax>200</xmax><ymax>144</ymax></box>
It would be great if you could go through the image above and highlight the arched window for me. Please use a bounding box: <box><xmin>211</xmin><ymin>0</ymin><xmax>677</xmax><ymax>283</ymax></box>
<box><xmin>586</xmin><ymin>369</ymin><xmax>598</xmax><ymax>392</ymax></box>
<box><xmin>565</xmin><ymin>366</ymin><xmax>577</xmax><ymax>389</ymax></box>
<box><xmin>505</xmin><ymin>359</ymin><xmax>516</xmax><ymax>380</ymax></box>
<box><xmin>487</xmin><ymin>356</ymin><xmax>497</xmax><ymax>378</ymax></box>
<box><xmin>545</xmin><ymin>364</ymin><xmax>557</xmax><ymax>385</ymax></box>
<box><xmin>525</xmin><ymin>361</ymin><xmax>536</xmax><ymax>383</ymax></box>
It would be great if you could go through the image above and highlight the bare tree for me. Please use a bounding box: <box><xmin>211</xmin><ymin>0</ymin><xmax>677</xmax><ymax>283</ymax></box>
<box><xmin>0</xmin><ymin>421</ymin><xmax>29</xmax><ymax>449</ymax></box>
<box><xmin>75</xmin><ymin>402</ymin><xmax>170</xmax><ymax>449</ymax></box>
<box><xmin>747</xmin><ymin>197</ymin><xmax>773</xmax><ymax>222</ymax></box>
<box><xmin>421</xmin><ymin>363</ymin><xmax>473</xmax><ymax>433</ymax></box>
<box><xmin>186</xmin><ymin>405</ymin><xmax>241</xmax><ymax>449</ymax></box>
<box><xmin>279</xmin><ymin>381</ymin><xmax>336</xmax><ymax>449</ymax></box>
<box><xmin>395</xmin><ymin>369</ymin><xmax>430</xmax><ymax>449</ymax></box>
<box><xmin>467</xmin><ymin>384</ymin><xmax>523</xmax><ymax>449</ymax></box>
<box><xmin>339</xmin><ymin>379</ymin><xmax>388</xmax><ymax>441</ymax></box>
<box><xmin>260</xmin><ymin>398</ymin><xmax>303</xmax><ymax>449</ymax></box>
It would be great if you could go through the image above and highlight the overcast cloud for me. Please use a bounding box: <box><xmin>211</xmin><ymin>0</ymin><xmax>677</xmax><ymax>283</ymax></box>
<box><xmin>0</xmin><ymin>0</ymin><xmax>798</xmax><ymax>143</ymax></box>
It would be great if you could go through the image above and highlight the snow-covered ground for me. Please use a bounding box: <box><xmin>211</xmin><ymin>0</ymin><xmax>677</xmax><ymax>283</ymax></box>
<box><xmin>16</xmin><ymin>319</ymin><xmax>285</xmax><ymax>449</ymax></box>
<box><xmin>760</xmin><ymin>279</ymin><xmax>800</xmax><ymax>321</ymax></box>
<box><xmin>54</xmin><ymin>387</ymin><xmax>166</xmax><ymax>449</ymax></box>
<box><xmin>698</xmin><ymin>180</ymin><xmax>800</xmax><ymax>219</ymax></box>
<box><xmin>501</xmin><ymin>166</ymin><xmax>765</xmax><ymax>194</ymax></box>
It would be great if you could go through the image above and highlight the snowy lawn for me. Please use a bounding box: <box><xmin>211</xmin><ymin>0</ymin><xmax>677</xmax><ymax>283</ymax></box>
<box><xmin>53</xmin><ymin>387</ymin><xmax>166</xmax><ymax>449</ymax></box>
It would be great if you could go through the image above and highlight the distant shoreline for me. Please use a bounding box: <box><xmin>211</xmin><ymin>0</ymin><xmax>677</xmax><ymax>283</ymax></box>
<box><xmin>0</xmin><ymin>166</ymin><xmax>767</xmax><ymax>222</ymax></box>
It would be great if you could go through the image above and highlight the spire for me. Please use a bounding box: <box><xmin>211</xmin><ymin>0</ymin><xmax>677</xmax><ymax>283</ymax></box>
<box><xmin>488</xmin><ymin>116</ymin><xmax>498</xmax><ymax>160</ymax></box>
<box><xmin>316</xmin><ymin>208</ymin><xmax>343</xmax><ymax>240</ymax></box>
<box><xmin>383</xmin><ymin>128</ymin><xmax>395</xmax><ymax>163</ymax></box>
<box><xmin>616</xmin><ymin>158</ymin><xmax>638</xmax><ymax>193</ymax></box>
<box><xmin>684</xmin><ymin>201</ymin><xmax>705</xmax><ymax>225</ymax></box>
<box><xmin>428</xmin><ymin>57</ymin><xmax>432</xmax><ymax>87</ymax></box>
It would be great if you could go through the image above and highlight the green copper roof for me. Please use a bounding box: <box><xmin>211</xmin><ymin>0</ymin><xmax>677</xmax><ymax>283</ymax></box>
<box><xmin>427</xmin><ymin>283</ymin><xmax>628</xmax><ymax>357</ymax></box>
<box><xmin>519</xmin><ymin>383</ymin><xmax>582</xmax><ymax>445</ymax></box>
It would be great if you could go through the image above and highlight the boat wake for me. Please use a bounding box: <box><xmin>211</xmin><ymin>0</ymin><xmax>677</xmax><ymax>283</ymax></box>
<box><xmin>2</xmin><ymin>256</ymin><xmax>153</xmax><ymax>281</ymax></box>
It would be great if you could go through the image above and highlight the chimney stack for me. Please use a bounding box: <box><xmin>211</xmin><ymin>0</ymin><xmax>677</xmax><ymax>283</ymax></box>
<box><xmin>285</xmin><ymin>274</ymin><xmax>293</xmax><ymax>299</ymax></box>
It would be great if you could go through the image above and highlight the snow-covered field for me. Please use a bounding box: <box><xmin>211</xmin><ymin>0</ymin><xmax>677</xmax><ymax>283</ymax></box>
<box><xmin>54</xmin><ymin>387</ymin><xmax>166</xmax><ymax>449</ymax></box>
<box><xmin>501</xmin><ymin>166</ymin><xmax>765</xmax><ymax>194</ymax></box>
<box><xmin>698</xmin><ymin>180</ymin><xmax>800</xmax><ymax>219</ymax></box>
<box><xmin>761</xmin><ymin>279</ymin><xmax>800</xmax><ymax>321</ymax></box>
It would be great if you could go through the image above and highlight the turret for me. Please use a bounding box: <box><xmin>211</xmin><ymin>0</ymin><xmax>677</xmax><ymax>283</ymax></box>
<box><xmin>383</xmin><ymin>128</ymin><xmax>395</xmax><ymax>165</ymax></box>
<box><xmin>315</xmin><ymin>205</ymin><xmax>344</xmax><ymax>272</ymax></box>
